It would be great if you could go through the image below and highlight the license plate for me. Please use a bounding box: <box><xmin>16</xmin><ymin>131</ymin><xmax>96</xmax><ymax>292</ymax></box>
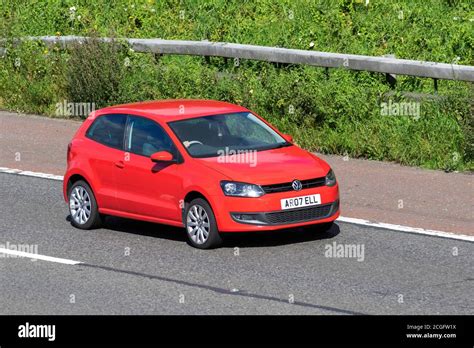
<box><xmin>280</xmin><ymin>194</ymin><xmax>321</xmax><ymax>210</ymax></box>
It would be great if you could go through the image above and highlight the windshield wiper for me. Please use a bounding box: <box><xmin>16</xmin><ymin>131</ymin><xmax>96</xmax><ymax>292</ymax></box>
<box><xmin>270</xmin><ymin>142</ymin><xmax>293</xmax><ymax>149</ymax></box>
<box><xmin>255</xmin><ymin>142</ymin><xmax>293</xmax><ymax>152</ymax></box>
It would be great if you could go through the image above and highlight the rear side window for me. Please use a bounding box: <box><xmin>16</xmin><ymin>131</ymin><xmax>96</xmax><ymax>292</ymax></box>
<box><xmin>86</xmin><ymin>114</ymin><xmax>126</xmax><ymax>149</ymax></box>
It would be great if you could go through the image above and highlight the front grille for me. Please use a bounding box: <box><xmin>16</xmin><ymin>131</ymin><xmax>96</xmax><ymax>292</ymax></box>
<box><xmin>261</xmin><ymin>177</ymin><xmax>326</xmax><ymax>194</ymax></box>
<box><xmin>264</xmin><ymin>203</ymin><xmax>333</xmax><ymax>224</ymax></box>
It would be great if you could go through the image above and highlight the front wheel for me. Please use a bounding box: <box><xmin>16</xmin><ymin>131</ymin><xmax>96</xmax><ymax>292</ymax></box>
<box><xmin>184</xmin><ymin>198</ymin><xmax>222</xmax><ymax>249</ymax></box>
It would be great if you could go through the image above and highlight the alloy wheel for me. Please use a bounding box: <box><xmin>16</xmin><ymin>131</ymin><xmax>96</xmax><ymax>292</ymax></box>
<box><xmin>186</xmin><ymin>204</ymin><xmax>210</xmax><ymax>244</ymax></box>
<box><xmin>69</xmin><ymin>185</ymin><xmax>91</xmax><ymax>225</ymax></box>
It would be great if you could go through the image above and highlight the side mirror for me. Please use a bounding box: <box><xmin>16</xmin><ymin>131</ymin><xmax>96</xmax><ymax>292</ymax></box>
<box><xmin>150</xmin><ymin>151</ymin><xmax>175</xmax><ymax>163</ymax></box>
<box><xmin>282</xmin><ymin>134</ymin><xmax>293</xmax><ymax>143</ymax></box>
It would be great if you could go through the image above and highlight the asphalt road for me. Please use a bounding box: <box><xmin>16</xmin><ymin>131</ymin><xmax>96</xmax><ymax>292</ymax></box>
<box><xmin>1</xmin><ymin>110</ymin><xmax>473</xmax><ymax>235</ymax></box>
<box><xmin>1</xmin><ymin>173</ymin><xmax>473</xmax><ymax>315</ymax></box>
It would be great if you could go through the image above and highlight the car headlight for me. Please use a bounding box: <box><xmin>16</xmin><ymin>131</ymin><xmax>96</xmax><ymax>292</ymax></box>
<box><xmin>220</xmin><ymin>181</ymin><xmax>265</xmax><ymax>197</ymax></box>
<box><xmin>325</xmin><ymin>169</ymin><xmax>337</xmax><ymax>186</ymax></box>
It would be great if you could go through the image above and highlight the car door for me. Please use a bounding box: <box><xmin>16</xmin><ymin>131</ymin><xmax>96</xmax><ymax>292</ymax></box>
<box><xmin>115</xmin><ymin>115</ymin><xmax>183</xmax><ymax>223</ymax></box>
<box><xmin>84</xmin><ymin>113</ymin><xmax>127</xmax><ymax>210</ymax></box>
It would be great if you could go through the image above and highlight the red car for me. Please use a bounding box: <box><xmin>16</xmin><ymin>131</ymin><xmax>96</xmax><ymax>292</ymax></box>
<box><xmin>63</xmin><ymin>100</ymin><xmax>340</xmax><ymax>249</ymax></box>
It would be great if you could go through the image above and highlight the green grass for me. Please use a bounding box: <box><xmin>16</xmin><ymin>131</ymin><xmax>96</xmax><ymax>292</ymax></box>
<box><xmin>0</xmin><ymin>0</ymin><xmax>472</xmax><ymax>171</ymax></box>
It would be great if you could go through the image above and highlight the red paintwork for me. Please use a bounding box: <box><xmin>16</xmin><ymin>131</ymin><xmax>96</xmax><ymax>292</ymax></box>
<box><xmin>63</xmin><ymin>100</ymin><xmax>340</xmax><ymax>232</ymax></box>
<box><xmin>150</xmin><ymin>151</ymin><xmax>174</xmax><ymax>162</ymax></box>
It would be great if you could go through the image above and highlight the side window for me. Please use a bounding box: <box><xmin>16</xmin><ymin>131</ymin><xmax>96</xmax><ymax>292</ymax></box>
<box><xmin>86</xmin><ymin>114</ymin><xmax>126</xmax><ymax>149</ymax></box>
<box><xmin>126</xmin><ymin>116</ymin><xmax>176</xmax><ymax>157</ymax></box>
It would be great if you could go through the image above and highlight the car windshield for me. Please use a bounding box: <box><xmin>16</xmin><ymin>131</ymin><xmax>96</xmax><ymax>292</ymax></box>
<box><xmin>168</xmin><ymin>112</ymin><xmax>290</xmax><ymax>158</ymax></box>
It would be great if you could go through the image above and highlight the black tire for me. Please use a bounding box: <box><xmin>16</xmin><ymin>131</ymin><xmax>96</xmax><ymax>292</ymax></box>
<box><xmin>68</xmin><ymin>180</ymin><xmax>102</xmax><ymax>229</ymax></box>
<box><xmin>184</xmin><ymin>198</ymin><xmax>222</xmax><ymax>249</ymax></box>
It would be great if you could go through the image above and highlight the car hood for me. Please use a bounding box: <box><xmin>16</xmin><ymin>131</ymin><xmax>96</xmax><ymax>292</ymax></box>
<box><xmin>196</xmin><ymin>145</ymin><xmax>330</xmax><ymax>185</ymax></box>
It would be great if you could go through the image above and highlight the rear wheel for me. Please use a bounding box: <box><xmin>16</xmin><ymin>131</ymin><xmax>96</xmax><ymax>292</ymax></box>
<box><xmin>68</xmin><ymin>180</ymin><xmax>102</xmax><ymax>229</ymax></box>
<box><xmin>184</xmin><ymin>198</ymin><xmax>222</xmax><ymax>249</ymax></box>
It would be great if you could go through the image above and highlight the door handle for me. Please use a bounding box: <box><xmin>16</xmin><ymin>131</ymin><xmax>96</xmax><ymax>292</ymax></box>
<box><xmin>115</xmin><ymin>161</ymin><xmax>125</xmax><ymax>169</ymax></box>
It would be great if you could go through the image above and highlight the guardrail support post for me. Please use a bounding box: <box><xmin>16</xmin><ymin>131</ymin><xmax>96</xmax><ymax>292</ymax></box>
<box><xmin>433</xmin><ymin>78</ymin><xmax>438</xmax><ymax>94</ymax></box>
<box><xmin>383</xmin><ymin>54</ymin><xmax>397</xmax><ymax>89</ymax></box>
<box><xmin>385</xmin><ymin>73</ymin><xmax>397</xmax><ymax>89</ymax></box>
<box><xmin>153</xmin><ymin>53</ymin><xmax>162</xmax><ymax>62</ymax></box>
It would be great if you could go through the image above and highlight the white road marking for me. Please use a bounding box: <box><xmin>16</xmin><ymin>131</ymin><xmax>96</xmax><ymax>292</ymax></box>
<box><xmin>0</xmin><ymin>247</ymin><xmax>82</xmax><ymax>265</ymax></box>
<box><xmin>337</xmin><ymin>216</ymin><xmax>474</xmax><ymax>242</ymax></box>
<box><xmin>0</xmin><ymin>167</ymin><xmax>63</xmax><ymax>181</ymax></box>
<box><xmin>0</xmin><ymin>167</ymin><xmax>473</xmax><ymax>243</ymax></box>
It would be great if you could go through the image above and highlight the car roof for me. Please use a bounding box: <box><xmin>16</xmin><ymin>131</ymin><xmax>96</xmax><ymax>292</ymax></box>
<box><xmin>95</xmin><ymin>99</ymin><xmax>249</xmax><ymax>122</ymax></box>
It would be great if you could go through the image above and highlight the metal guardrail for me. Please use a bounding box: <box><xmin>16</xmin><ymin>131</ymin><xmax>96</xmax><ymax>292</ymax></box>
<box><xmin>2</xmin><ymin>36</ymin><xmax>474</xmax><ymax>82</ymax></box>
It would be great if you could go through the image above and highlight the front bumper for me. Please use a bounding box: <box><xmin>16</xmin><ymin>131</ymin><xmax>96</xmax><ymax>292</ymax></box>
<box><xmin>210</xmin><ymin>183</ymin><xmax>340</xmax><ymax>232</ymax></box>
<box><xmin>231</xmin><ymin>200</ymin><xmax>339</xmax><ymax>225</ymax></box>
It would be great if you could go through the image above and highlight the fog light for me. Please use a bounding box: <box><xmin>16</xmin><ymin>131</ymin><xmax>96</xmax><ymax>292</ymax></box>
<box><xmin>241</xmin><ymin>214</ymin><xmax>256</xmax><ymax>220</ymax></box>
<box><xmin>231</xmin><ymin>213</ymin><xmax>264</xmax><ymax>224</ymax></box>
<box><xmin>332</xmin><ymin>200</ymin><xmax>340</xmax><ymax>213</ymax></box>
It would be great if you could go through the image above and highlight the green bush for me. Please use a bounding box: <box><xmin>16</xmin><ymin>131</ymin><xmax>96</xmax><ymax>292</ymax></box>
<box><xmin>0</xmin><ymin>40</ymin><xmax>67</xmax><ymax>115</ymax></box>
<box><xmin>0</xmin><ymin>0</ymin><xmax>472</xmax><ymax>171</ymax></box>
<box><xmin>65</xmin><ymin>37</ymin><xmax>126</xmax><ymax>108</ymax></box>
